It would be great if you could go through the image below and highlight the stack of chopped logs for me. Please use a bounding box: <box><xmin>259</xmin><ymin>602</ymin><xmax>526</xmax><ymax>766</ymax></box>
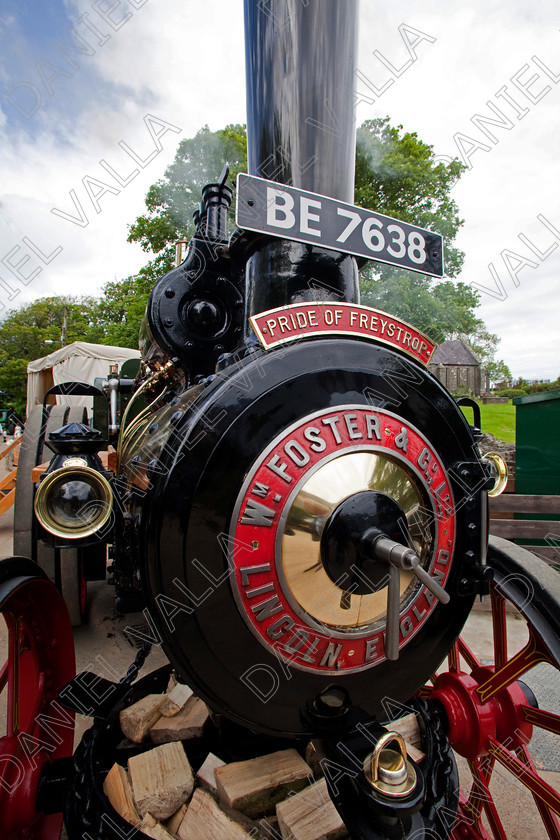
<box><xmin>104</xmin><ymin>674</ymin><xmax>424</xmax><ymax>840</ymax></box>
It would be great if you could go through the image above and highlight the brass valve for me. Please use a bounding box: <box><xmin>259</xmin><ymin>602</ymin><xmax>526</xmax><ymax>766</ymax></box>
<box><xmin>363</xmin><ymin>732</ymin><xmax>417</xmax><ymax>798</ymax></box>
<box><xmin>482</xmin><ymin>451</ymin><xmax>508</xmax><ymax>497</ymax></box>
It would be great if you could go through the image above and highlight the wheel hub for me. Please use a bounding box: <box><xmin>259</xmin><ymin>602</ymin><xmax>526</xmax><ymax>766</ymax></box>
<box><xmin>432</xmin><ymin>666</ymin><xmax>533</xmax><ymax>760</ymax></box>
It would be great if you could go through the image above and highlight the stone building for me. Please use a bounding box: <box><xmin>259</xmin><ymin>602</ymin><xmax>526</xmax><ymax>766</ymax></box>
<box><xmin>428</xmin><ymin>339</ymin><xmax>489</xmax><ymax>397</ymax></box>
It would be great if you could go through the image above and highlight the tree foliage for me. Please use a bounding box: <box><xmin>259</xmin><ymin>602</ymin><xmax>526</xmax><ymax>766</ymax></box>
<box><xmin>93</xmin><ymin>264</ymin><xmax>161</xmax><ymax>349</ymax></box>
<box><xmin>1</xmin><ymin>118</ymin><xmax>514</xmax><ymax>415</ymax></box>
<box><xmin>355</xmin><ymin>118</ymin><xmax>466</xmax><ymax>278</ymax></box>
<box><xmin>0</xmin><ymin>359</ymin><xmax>29</xmax><ymax>418</ymax></box>
<box><xmin>127</xmin><ymin>124</ymin><xmax>248</xmax><ymax>253</ymax></box>
<box><xmin>96</xmin><ymin>124</ymin><xmax>251</xmax><ymax>343</ymax></box>
<box><xmin>0</xmin><ymin>296</ymin><xmax>100</xmax><ymax>359</ymax></box>
<box><xmin>124</xmin><ymin>119</ymin><xmax>494</xmax><ymax>350</ymax></box>
<box><xmin>0</xmin><ymin>296</ymin><xmax>101</xmax><ymax>416</ymax></box>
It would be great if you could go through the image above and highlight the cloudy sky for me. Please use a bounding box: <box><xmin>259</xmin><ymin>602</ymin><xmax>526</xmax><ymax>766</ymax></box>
<box><xmin>0</xmin><ymin>0</ymin><xmax>558</xmax><ymax>379</ymax></box>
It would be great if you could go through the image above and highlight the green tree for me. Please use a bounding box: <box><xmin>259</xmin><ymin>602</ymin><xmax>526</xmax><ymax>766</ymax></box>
<box><xmin>98</xmin><ymin>124</ymin><xmax>251</xmax><ymax>339</ymax></box>
<box><xmin>0</xmin><ymin>296</ymin><xmax>101</xmax><ymax>362</ymax></box>
<box><xmin>128</xmin><ymin>123</ymin><xmax>247</xmax><ymax>257</ymax></box>
<box><xmin>0</xmin><ymin>295</ymin><xmax>104</xmax><ymax>414</ymax></box>
<box><xmin>92</xmin><ymin>267</ymin><xmax>158</xmax><ymax>349</ymax></box>
<box><xmin>0</xmin><ymin>359</ymin><xmax>28</xmax><ymax>418</ymax></box>
<box><xmin>107</xmin><ymin>118</ymin><xmax>510</xmax><ymax>375</ymax></box>
<box><xmin>353</xmin><ymin>119</ymin><xmax>511</xmax><ymax>375</ymax></box>
<box><xmin>485</xmin><ymin>359</ymin><xmax>512</xmax><ymax>386</ymax></box>
<box><xmin>355</xmin><ymin>118</ymin><xmax>466</xmax><ymax>278</ymax></box>
<box><xmin>461</xmin><ymin>327</ymin><xmax>512</xmax><ymax>386</ymax></box>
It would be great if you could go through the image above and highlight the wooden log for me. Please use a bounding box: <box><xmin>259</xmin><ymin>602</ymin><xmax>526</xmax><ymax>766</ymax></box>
<box><xmin>386</xmin><ymin>714</ymin><xmax>422</xmax><ymax>750</ymax></box>
<box><xmin>150</xmin><ymin>696</ymin><xmax>210</xmax><ymax>743</ymax></box>
<box><xmin>276</xmin><ymin>778</ymin><xmax>347</xmax><ymax>840</ymax></box>
<box><xmin>220</xmin><ymin>803</ymin><xmax>260</xmax><ymax>836</ymax></box>
<box><xmin>103</xmin><ymin>762</ymin><xmax>140</xmax><ymax>826</ymax></box>
<box><xmin>119</xmin><ymin>694</ymin><xmax>164</xmax><ymax>744</ymax></box>
<box><xmin>139</xmin><ymin>813</ymin><xmax>177</xmax><ymax>840</ymax></box>
<box><xmin>386</xmin><ymin>714</ymin><xmax>425</xmax><ymax>762</ymax></box>
<box><xmin>163</xmin><ymin>803</ymin><xmax>187</xmax><ymax>835</ymax></box>
<box><xmin>128</xmin><ymin>742</ymin><xmax>194</xmax><ymax>821</ymax></box>
<box><xmin>160</xmin><ymin>682</ymin><xmax>194</xmax><ymax>717</ymax></box>
<box><xmin>196</xmin><ymin>752</ymin><xmax>226</xmax><ymax>793</ymax></box>
<box><xmin>177</xmin><ymin>788</ymin><xmax>253</xmax><ymax>840</ymax></box>
<box><xmin>524</xmin><ymin>546</ymin><xmax>560</xmax><ymax>565</ymax></box>
<box><xmin>256</xmin><ymin>816</ymin><xmax>283</xmax><ymax>840</ymax></box>
<box><xmin>305</xmin><ymin>740</ymin><xmax>329</xmax><ymax>779</ymax></box>
<box><xmin>215</xmin><ymin>749</ymin><xmax>312</xmax><ymax>819</ymax></box>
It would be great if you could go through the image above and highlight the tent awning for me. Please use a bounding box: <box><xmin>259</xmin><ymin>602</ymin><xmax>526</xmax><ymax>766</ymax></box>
<box><xmin>26</xmin><ymin>341</ymin><xmax>141</xmax><ymax>418</ymax></box>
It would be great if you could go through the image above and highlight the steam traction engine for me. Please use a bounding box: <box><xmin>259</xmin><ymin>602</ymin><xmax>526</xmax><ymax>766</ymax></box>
<box><xmin>2</xmin><ymin>2</ymin><xmax>560</xmax><ymax>838</ymax></box>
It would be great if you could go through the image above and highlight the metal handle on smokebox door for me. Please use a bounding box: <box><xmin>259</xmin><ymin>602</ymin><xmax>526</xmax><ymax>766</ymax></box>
<box><xmin>363</xmin><ymin>531</ymin><xmax>450</xmax><ymax>661</ymax></box>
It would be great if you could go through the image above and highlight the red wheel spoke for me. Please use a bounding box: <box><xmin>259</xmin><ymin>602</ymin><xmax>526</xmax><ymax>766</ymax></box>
<box><xmin>460</xmin><ymin>757</ymin><xmax>508</xmax><ymax>840</ymax></box>
<box><xmin>463</xmin><ymin>758</ymin><xmax>494</xmax><ymax>823</ymax></box>
<box><xmin>481</xmin><ymin>797</ymin><xmax>509</xmax><ymax>840</ymax></box>
<box><xmin>0</xmin><ymin>658</ymin><xmax>7</xmax><ymax>694</ymax></box>
<box><xmin>7</xmin><ymin>615</ymin><xmax>19</xmax><ymax>735</ymax></box>
<box><xmin>488</xmin><ymin>738</ymin><xmax>560</xmax><ymax>817</ymax></box>
<box><xmin>457</xmin><ymin>637</ymin><xmax>481</xmax><ymax>672</ymax></box>
<box><xmin>475</xmin><ymin>628</ymin><xmax>551</xmax><ymax>704</ymax></box>
<box><xmin>522</xmin><ymin>705</ymin><xmax>560</xmax><ymax>736</ymax></box>
<box><xmin>436</xmin><ymin>544</ymin><xmax>560</xmax><ymax>840</ymax></box>
<box><xmin>9</xmin><ymin>619</ymin><xmax>43</xmax><ymax>735</ymax></box>
<box><xmin>516</xmin><ymin>746</ymin><xmax>560</xmax><ymax>840</ymax></box>
<box><xmin>534</xmin><ymin>805</ymin><xmax>560</xmax><ymax>840</ymax></box>
<box><xmin>453</xmin><ymin>789</ymin><xmax>492</xmax><ymax>840</ymax></box>
<box><xmin>448</xmin><ymin>641</ymin><xmax>459</xmax><ymax>672</ymax></box>
<box><xmin>490</xmin><ymin>586</ymin><xmax>507</xmax><ymax>670</ymax></box>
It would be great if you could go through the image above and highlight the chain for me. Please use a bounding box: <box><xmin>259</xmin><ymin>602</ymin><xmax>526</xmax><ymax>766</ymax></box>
<box><xmin>413</xmin><ymin>697</ymin><xmax>459</xmax><ymax>839</ymax></box>
<box><xmin>66</xmin><ymin>642</ymin><xmax>157</xmax><ymax>839</ymax></box>
<box><xmin>119</xmin><ymin>640</ymin><xmax>153</xmax><ymax>687</ymax></box>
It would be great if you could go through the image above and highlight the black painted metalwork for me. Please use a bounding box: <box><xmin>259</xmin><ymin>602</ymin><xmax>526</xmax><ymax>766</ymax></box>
<box><xmin>136</xmin><ymin>339</ymin><xmax>480</xmax><ymax>737</ymax></box>
<box><xmin>243</xmin><ymin>0</ymin><xmax>360</xmax><ymax>322</ymax></box>
<box><xmin>244</xmin><ymin>0</ymin><xmax>358</xmax><ymax>203</ymax></box>
<box><xmin>321</xmin><ymin>491</ymin><xmax>410</xmax><ymax>594</ymax></box>
<box><xmin>141</xmin><ymin>166</ymin><xmax>244</xmax><ymax>379</ymax></box>
<box><xmin>4</xmin><ymin>3</ymin><xmax>514</xmax><ymax>839</ymax></box>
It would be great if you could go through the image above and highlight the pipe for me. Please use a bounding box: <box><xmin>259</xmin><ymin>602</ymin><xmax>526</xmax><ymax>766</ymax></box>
<box><xmin>243</xmin><ymin>0</ymin><xmax>360</xmax><ymax>320</ymax></box>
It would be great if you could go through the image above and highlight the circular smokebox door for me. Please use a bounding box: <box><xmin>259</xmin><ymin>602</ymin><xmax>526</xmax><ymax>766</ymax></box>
<box><xmin>144</xmin><ymin>339</ymin><xmax>479</xmax><ymax>736</ymax></box>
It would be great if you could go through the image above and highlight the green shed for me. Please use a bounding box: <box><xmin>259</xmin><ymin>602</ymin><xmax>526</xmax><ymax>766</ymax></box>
<box><xmin>513</xmin><ymin>388</ymin><xmax>560</xmax><ymax>495</ymax></box>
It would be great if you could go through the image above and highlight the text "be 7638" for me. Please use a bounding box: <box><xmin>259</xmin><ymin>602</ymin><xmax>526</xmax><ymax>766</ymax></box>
<box><xmin>236</xmin><ymin>173</ymin><xmax>444</xmax><ymax>277</ymax></box>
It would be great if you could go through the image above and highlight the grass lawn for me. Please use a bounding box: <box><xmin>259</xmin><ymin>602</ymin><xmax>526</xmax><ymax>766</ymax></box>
<box><xmin>460</xmin><ymin>401</ymin><xmax>516</xmax><ymax>443</ymax></box>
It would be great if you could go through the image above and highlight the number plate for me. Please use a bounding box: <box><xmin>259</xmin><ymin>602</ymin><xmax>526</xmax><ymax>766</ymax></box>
<box><xmin>236</xmin><ymin>173</ymin><xmax>444</xmax><ymax>277</ymax></box>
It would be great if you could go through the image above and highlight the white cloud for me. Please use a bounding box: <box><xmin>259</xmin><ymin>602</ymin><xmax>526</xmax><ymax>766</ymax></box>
<box><xmin>356</xmin><ymin>2</ymin><xmax>560</xmax><ymax>378</ymax></box>
<box><xmin>0</xmin><ymin>0</ymin><xmax>558</xmax><ymax>382</ymax></box>
<box><xmin>0</xmin><ymin>0</ymin><xmax>245</xmax><ymax>318</ymax></box>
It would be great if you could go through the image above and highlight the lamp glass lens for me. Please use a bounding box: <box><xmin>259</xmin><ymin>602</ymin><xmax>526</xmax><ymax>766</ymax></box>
<box><xmin>47</xmin><ymin>478</ymin><xmax>101</xmax><ymax>530</ymax></box>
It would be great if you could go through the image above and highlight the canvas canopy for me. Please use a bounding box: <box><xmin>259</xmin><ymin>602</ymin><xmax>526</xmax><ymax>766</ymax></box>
<box><xmin>26</xmin><ymin>341</ymin><xmax>141</xmax><ymax>418</ymax></box>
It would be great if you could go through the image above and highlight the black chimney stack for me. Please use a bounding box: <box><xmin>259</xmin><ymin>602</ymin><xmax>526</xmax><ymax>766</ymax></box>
<box><xmin>243</xmin><ymin>0</ymin><xmax>360</xmax><ymax>320</ymax></box>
